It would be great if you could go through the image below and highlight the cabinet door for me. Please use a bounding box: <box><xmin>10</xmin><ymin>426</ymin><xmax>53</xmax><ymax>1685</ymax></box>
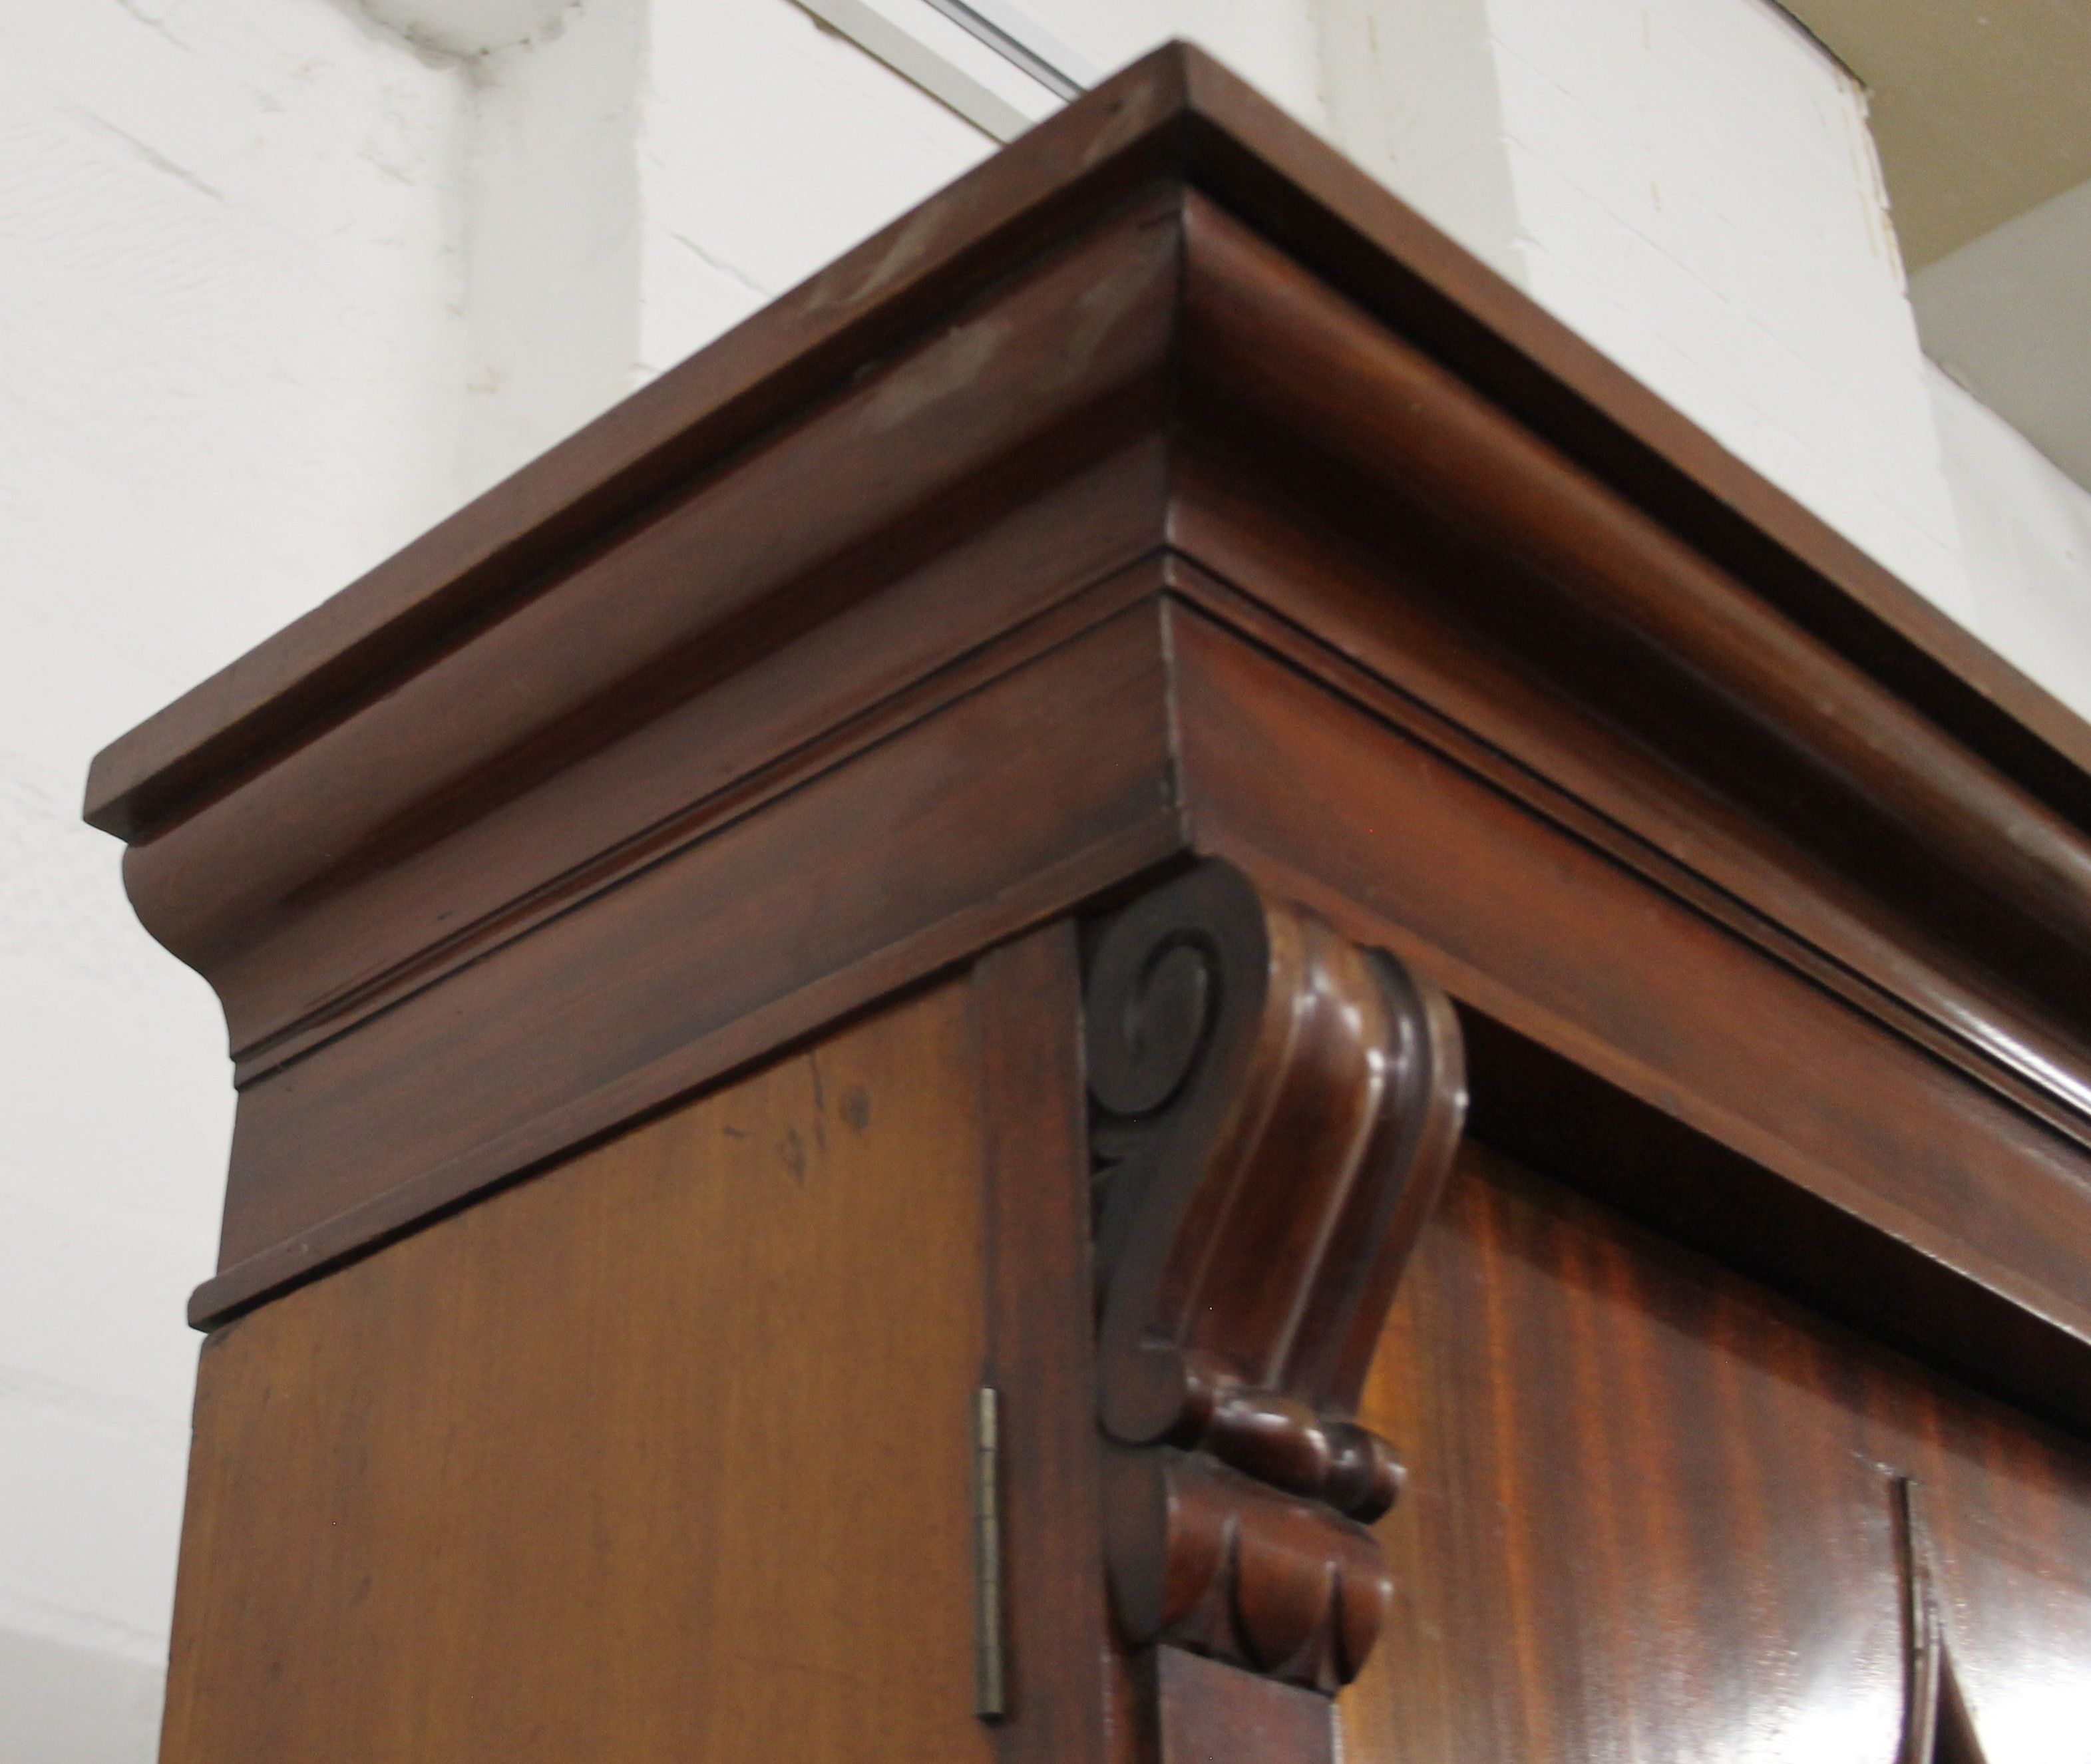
<box><xmin>160</xmin><ymin>977</ymin><xmax>997</xmax><ymax>1764</ymax></box>
<box><xmin>1345</xmin><ymin>1141</ymin><xmax>2091</xmax><ymax>1764</ymax></box>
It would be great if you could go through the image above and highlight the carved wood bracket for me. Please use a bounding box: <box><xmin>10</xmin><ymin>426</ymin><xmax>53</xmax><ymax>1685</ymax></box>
<box><xmin>1083</xmin><ymin>860</ymin><xmax>1467</xmax><ymax>1694</ymax></box>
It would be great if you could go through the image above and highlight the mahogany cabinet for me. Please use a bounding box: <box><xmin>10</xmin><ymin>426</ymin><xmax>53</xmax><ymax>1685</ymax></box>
<box><xmin>90</xmin><ymin>43</ymin><xmax>2091</xmax><ymax>1763</ymax></box>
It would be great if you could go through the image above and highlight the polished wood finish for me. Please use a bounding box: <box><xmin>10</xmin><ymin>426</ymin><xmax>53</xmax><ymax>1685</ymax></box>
<box><xmin>1898</xmin><ymin>1482</ymin><xmax>1993</xmax><ymax>1764</ymax></box>
<box><xmin>191</xmin><ymin>590</ymin><xmax>1179</xmax><ymax>1322</ymax></box>
<box><xmin>125</xmin><ymin>200</ymin><xmax>1181</xmax><ymax>1065</ymax></box>
<box><xmin>1147</xmin><ymin>1646</ymin><xmax>1336</xmax><ymax>1764</ymax></box>
<box><xmin>1085</xmin><ymin>862</ymin><xmax>1464</xmax><ymax>1697</ymax></box>
<box><xmin>85</xmin><ymin>51</ymin><xmax>2091</xmax><ymax>846</ymax></box>
<box><xmin>162</xmin><ymin>979</ymin><xmax>994</xmax><ymax>1763</ymax></box>
<box><xmin>1346</xmin><ymin>1141</ymin><xmax>2091</xmax><ymax>1763</ymax></box>
<box><xmin>93</xmin><ymin>38</ymin><xmax>2091</xmax><ymax>1764</ymax></box>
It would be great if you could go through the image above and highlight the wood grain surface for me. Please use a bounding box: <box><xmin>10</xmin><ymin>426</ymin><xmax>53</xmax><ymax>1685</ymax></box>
<box><xmin>191</xmin><ymin>594</ymin><xmax>1180</xmax><ymax>1323</ymax></box>
<box><xmin>130</xmin><ymin>202</ymin><xmax>1181</xmax><ymax>1063</ymax></box>
<box><xmin>1172</xmin><ymin>193</ymin><xmax>2091</xmax><ymax>1110</ymax></box>
<box><xmin>1148</xmin><ymin>1646</ymin><xmax>1336</xmax><ymax>1764</ymax></box>
<box><xmin>160</xmin><ymin>979</ymin><xmax>994</xmax><ymax>1764</ymax></box>
<box><xmin>1346</xmin><ymin>1140</ymin><xmax>2091</xmax><ymax>1764</ymax></box>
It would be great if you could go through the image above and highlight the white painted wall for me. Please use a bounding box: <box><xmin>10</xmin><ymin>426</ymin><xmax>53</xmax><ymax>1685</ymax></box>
<box><xmin>1916</xmin><ymin>174</ymin><xmax>2091</xmax><ymax>494</ymax></box>
<box><xmin>459</xmin><ymin>0</ymin><xmax>648</xmax><ymax>494</ymax></box>
<box><xmin>1318</xmin><ymin>0</ymin><xmax>1973</xmax><ymax>618</ymax></box>
<box><xmin>7</xmin><ymin>2</ymin><xmax>2091</xmax><ymax>1759</ymax></box>
<box><xmin>455</xmin><ymin>0</ymin><xmax>997</xmax><ymax>490</ymax></box>
<box><xmin>634</xmin><ymin>0</ymin><xmax>992</xmax><ymax>388</ymax></box>
<box><xmin>1479</xmin><ymin>0</ymin><xmax>1971</xmax><ymax>619</ymax></box>
<box><xmin>0</xmin><ymin>3</ymin><xmax>469</xmax><ymax>1756</ymax></box>
<box><xmin>1931</xmin><ymin>363</ymin><xmax>2091</xmax><ymax>717</ymax></box>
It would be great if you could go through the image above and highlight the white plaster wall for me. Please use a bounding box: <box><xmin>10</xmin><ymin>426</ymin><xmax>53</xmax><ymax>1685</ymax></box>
<box><xmin>1486</xmin><ymin>0</ymin><xmax>1971</xmax><ymax>619</ymax></box>
<box><xmin>0</xmin><ymin>2</ymin><xmax>470</xmax><ymax>1755</ymax></box>
<box><xmin>1316</xmin><ymin>0</ymin><xmax>1523</xmax><ymax>280</ymax></box>
<box><xmin>459</xmin><ymin>0</ymin><xmax>998</xmax><ymax>491</ymax></box>
<box><xmin>1310</xmin><ymin>0</ymin><xmax>1974</xmax><ymax>620</ymax></box>
<box><xmin>1931</xmin><ymin>364</ymin><xmax>2091</xmax><ymax>717</ymax></box>
<box><xmin>1016</xmin><ymin>0</ymin><xmax>1324</xmax><ymax>122</ymax></box>
<box><xmin>459</xmin><ymin>0</ymin><xmax>647</xmax><ymax>493</ymax></box>
<box><xmin>635</xmin><ymin>0</ymin><xmax>992</xmax><ymax>384</ymax></box>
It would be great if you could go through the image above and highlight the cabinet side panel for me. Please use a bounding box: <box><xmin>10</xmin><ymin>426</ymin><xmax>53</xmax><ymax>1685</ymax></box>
<box><xmin>1342</xmin><ymin>1141</ymin><xmax>2091</xmax><ymax>1764</ymax></box>
<box><xmin>160</xmin><ymin>977</ymin><xmax>994</xmax><ymax>1764</ymax></box>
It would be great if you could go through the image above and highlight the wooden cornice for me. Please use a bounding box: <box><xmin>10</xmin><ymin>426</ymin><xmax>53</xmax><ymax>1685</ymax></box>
<box><xmin>114</xmin><ymin>194</ymin><xmax>1185</xmax><ymax>1069</ymax></box>
<box><xmin>1170</xmin><ymin>192</ymin><xmax>2091</xmax><ymax>1115</ymax></box>
<box><xmin>1083</xmin><ymin>861</ymin><xmax>1466</xmax><ymax>1699</ymax></box>
<box><xmin>84</xmin><ymin>43</ymin><xmax>2091</xmax><ymax>1415</ymax></box>
<box><xmin>85</xmin><ymin>42</ymin><xmax>2091</xmax><ymax>850</ymax></box>
<box><xmin>89</xmin><ymin>44</ymin><xmax>2091</xmax><ymax>1113</ymax></box>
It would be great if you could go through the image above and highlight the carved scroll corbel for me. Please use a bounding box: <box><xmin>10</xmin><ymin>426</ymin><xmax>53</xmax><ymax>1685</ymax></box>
<box><xmin>1084</xmin><ymin>860</ymin><xmax>1467</xmax><ymax>1695</ymax></box>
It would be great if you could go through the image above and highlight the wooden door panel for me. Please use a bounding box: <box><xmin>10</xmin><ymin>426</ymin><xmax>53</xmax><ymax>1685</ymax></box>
<box><xmin>1930</xmin><ymin>1497</ymin><xmax>2091</xmax><ymax>1760</ymax></box>
<box><xmin>1346</xmin><ymin>1141</ymin><xmax>2091</xmax><ymax>1764</ymax></box>
<box><xmin>160</xmin><ymin>978</ymin><xmax>994</xmax><ymax>1764</ymax></box>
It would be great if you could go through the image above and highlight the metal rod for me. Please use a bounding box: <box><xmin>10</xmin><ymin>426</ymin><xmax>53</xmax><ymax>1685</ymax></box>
<box><xmin>920</xmin><ymin>0</ymin><xmax>1089</xmax><ymax>100</ymax></box>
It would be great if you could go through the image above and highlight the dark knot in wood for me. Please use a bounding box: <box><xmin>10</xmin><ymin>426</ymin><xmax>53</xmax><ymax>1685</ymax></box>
<box><xmin>1083</xmin><ymin>860</ymin><xmax>1467</xmax><ymax>1691</ymax></box>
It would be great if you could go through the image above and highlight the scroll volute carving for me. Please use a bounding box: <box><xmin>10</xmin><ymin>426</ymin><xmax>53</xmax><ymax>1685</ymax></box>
<box><xmin>1085</xmin><ymin>860</ymin><xmax>1467</xmax><ymax>1695</ymax></box>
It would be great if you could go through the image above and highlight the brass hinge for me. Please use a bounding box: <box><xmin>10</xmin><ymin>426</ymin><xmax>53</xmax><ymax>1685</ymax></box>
<box><xmin>972</xmin><ymin>1385</ymin><xmax>1007</xmax><ymax>1721</ymax></box>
